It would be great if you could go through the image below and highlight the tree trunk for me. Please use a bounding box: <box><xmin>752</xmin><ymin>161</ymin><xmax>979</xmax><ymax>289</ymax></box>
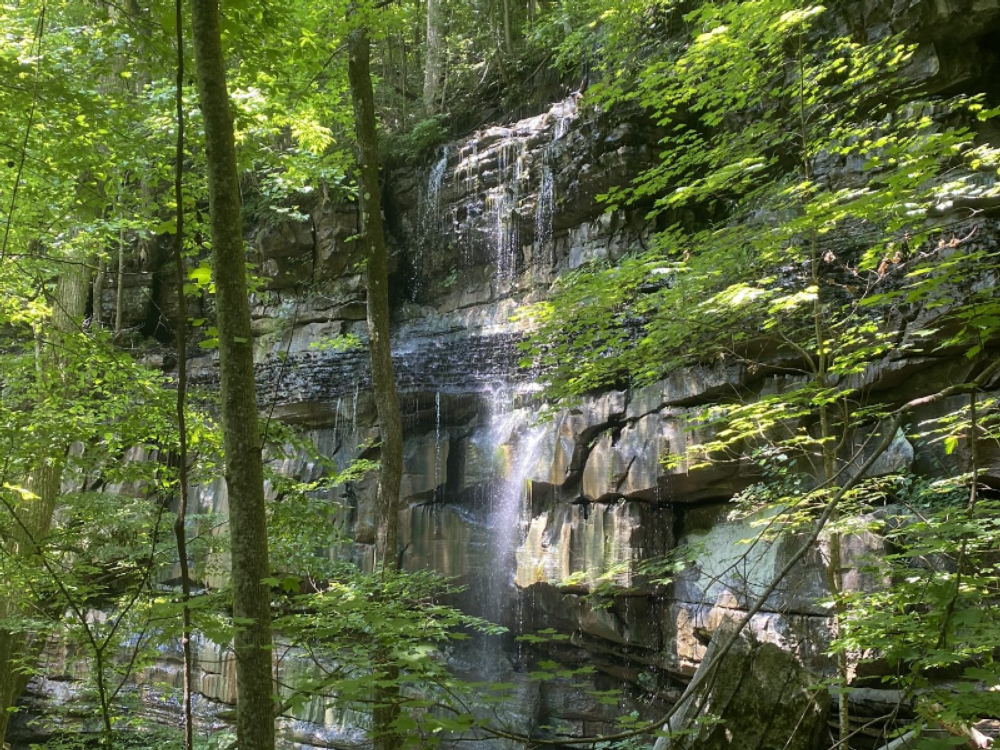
<box><xmin>423</xmin><ymin>0</ymin><xmax>443</xmax><ymax>115</ymax></box>
<box><xmin>172</xmin><ymin>0</ymin><xmax>195</xmax><ymax>746</ymax></box>
<box><xmin>93</xmin><ymin>256</ymin><xmax>106</xmax><ymax>328</ymax></box>
<box><xmin>189</xmin><ymin>4</ymin><xmax>275</xmax><ymax>750</ymax></box>
<box><xmin>348</xmin><ymin>21</ymin><xmax>403</xmax><ymax>580</ymax></box>
<box><xmin>114</xmin><ymin>229</ymin><xmax>126</xmax><ymax>333</ymax></box>
<box><xmin>501</xmin><ymin>0</ymin><xmax>513</xmax><ymax>54</ymax></box>
<box><xmin>0</xmin><ymin>262</ymin><xmax>90</xmax><ymax>744</ymax></box>
<box><xmin>347</xmin><ymin>18</ymin><xmax>405</xmax><ymax>750</ymax></box>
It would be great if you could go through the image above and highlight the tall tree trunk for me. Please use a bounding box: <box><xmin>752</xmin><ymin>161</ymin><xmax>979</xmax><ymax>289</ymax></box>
<box><xmin>189</xmin><ymin>4</ymin><xmax>275</xmax><ymax>750</ymax></box>
<box><xmin>501</xmin><ymin>0</ymin><xmax>513</xmax><ymax>54</ymax></box>
<box><xmin>347</xmin><ymin>18</ymin><xmax>405</xmax><ymax>750</ymax></box>
<box><xmin>172</xmin><ymin>0</ymin><xmax>195</xmax><ymax>746</ymax></box>
<box><xmin>92</xmin><ymin>256</ymin><xmax>106</xmax><ymax>328</ymax></box>
<box><xmin>114</xmin><ymin>229</ymin><xmax>126</xmax><ymax>333</ymax></box>
<box><xmin>423</xmin><ymin>0</ymin><xmax>443</xmax><ymax>115</ymax></box>
<box><xmin>348</xmin><ymin>21</ymin><xmax>403</xmax><ymax>580</ymax></box>
<box><xmin>395</xmin><ymin>33</ymin><xmax>410</xmax><ymax>125</ymax></box>
<box><xmin>0</xmin><ymin>262</ymin><xmax>90</xmax><ymax>744</ymax></box>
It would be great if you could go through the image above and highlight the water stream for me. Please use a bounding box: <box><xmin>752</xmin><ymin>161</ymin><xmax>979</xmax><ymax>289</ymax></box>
<box><xmin>458</xmin><ymin>100</ymin><xmax>580</xmax><ymax>676</ymax></box>
<box><xmin>414</xmin><ymin>147</ymin><xmax>450</xmax><ymax>299</ymax></box>
<box><xmin>481</xmin><ymin>392</ymin><xmax>547</xmax><ymax>628</ymax></box>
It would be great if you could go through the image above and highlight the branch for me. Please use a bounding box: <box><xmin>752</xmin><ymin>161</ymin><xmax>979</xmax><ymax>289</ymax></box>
<box><xmin>0</xmin><ymin>2</ymin><xmax>46</xmax><ymax>264</ymax></box>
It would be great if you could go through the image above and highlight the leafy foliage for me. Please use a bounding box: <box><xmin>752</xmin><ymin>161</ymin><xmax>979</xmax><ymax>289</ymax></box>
<box><xmin>524</xmin><ymin>0</ymin><xmax>1000</xmax><ymax>399</ymax></box>
<box><xmin>273</xmin><ymin>569</ymin><xmax>506</xmax><ymax>749</ymax></box>
<box><xmin>523</xmin><ymin>0</ymin><xmax>1000</xmax><ymax>744</ymax></box>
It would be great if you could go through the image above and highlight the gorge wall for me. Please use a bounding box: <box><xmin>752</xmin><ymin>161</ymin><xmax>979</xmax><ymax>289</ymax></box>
<box><xmin>15</xmin><ymin>1</ymin><xmax>1000</xmax><ymax>747</ymax></box>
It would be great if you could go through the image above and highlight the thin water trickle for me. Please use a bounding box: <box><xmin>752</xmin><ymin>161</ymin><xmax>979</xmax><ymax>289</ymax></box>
<box><xmin>533</xmin><ymin>99</ymin><xmax>577</xmax><ymax>269</ymax></box>
<box><xmin>553</xmin><ymin>95</ymin><xmax>577</xmax><ymax>140</ymax></box>
<box><xmin>554</xmin><ymin>114</ymin><xmax>571</xmax><ymax>141</ymax></box>
<box><xmin>415</xmin><ymin>148</ymin><xmax>451</xmax><ymax>300</ymax></box>
<box><xmin>427</xmin><ymin>147</ymin><xmax>449</xmax><ymax>210</ymax></box>
<box><xmin>534</xmin><ymin>163</ymin><xmax>554</xmax><ymax>263</ymax></box>
<box><xmin>487</xmin><ymin>137</ymin><xmax>526</xmax><ymax>294</ymax></box>
<box><xmin>434</xmin><ymin>391</ymin><xmax>442</xmax><ymax>490</ymax></box>
<box><xmin>463</xmin><ymin>141</ymin><xmax>479</xmax><ymax>265</ymax></box>
<box><xmin>351</xmin><ymin>382</ymin><xmax>360</xmax><ymax>432</ymax></box>
<box><xmin>333</xmin><ymin>396</ymin><xmax>342</xmax><ymax>441</ymax></box>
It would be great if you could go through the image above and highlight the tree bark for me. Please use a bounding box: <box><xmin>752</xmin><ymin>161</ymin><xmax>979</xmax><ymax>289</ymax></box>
<box><xmin>0</xmin><ymin>262</ymin><xmax>90</xmax><ymax>744</ymax></box>
<box><xmin>189</xmin><ymin>3</ymin><xmax>275</xmax><ymax>750</ymax></box>
<box><xmin>348</xmin><ymin>21</ymin><xmax>404</xmax><ymax>580</ymax></box>
<box><xmin>172</xmin><ymin>0</ymin><xmax>195</xmax><ymax>746</ymax></box>
<box><xmin>347</xmin><ymin>18</ymin><xmax>405</xmax><ymax>750</ymax></box>
<box><xmin>114</xmin><ymin>229</ymin><xmax>126</xmax><ymax>333</ymax></box>
<box><xmin>92</xmin><ymin>255</ymin><xmax>106</xmax><ymax>328</ymax></box>
<box><xmin>423</xmin><ymin>0</ymin><xmax>443</xmax><ymax>115</ymax></box>
<box><xmin>501</xmin><ymin>0</ymin><xmax>513</xmax><ymax>54</ymax></box>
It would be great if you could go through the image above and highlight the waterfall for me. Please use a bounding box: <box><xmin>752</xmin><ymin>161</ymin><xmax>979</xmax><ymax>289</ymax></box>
<box><xmin>486</xmin><ymin>134</ymin><xmax>526</xmax><ymax>294</ymax></box>
<box><xmin>434</xmin><ymin>390</ymin><xmax>442</xmax><ymax>491</ymax></box>
<box><xmin>463</xmin><ymin>140</ymin><xmax>479</xmax><ymax>266</ymax></box>
<box><xmin>478</xmin><ymin>389</ymin><xmax>547</xmax><ymax>674</ymax></box>
<box><xmin>422</xmin><ymin>146</ymin><xmax>449</xmax><ymax>239</ymax></box>
<box><xmin>414</xmin><ymin>147</ymin><xmax>450</xmax><ymax>299</ymax></box>
<box><xmin>534</xmin><ymin>163</ymin><xmax>554</xmax><ymax>262</ymax></box>
<box><xmin>534</xmin><ymin>97</ymin><xmax>575</xmax><ymax>266</ymax></box>
<box><xmin>465</xmin><ymin>99</ymin><xmax>583</xmax><ymax>671</ymax></box>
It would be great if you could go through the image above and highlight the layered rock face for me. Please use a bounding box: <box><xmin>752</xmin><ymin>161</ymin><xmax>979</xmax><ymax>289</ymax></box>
<box><xmin>23</xmin><ymin>2</ymin><xmax>1000</xmax><ymax>747</ymax></box>
<box><xmin>232</xmin><ymin>97</ymin><xmax>996</xmax><ymax>746</ymax></box>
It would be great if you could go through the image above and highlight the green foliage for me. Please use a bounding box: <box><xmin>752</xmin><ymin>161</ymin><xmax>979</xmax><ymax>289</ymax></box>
<box><xmin>261</xmin><ymin>425</ymin><xmax>372</xmax><ymax>582</ymax></box>
<box><xmin>5</xmin><ymin>0</ymin><xmax>1000</xmax><ymax>747</ymax></box>
<box><xmin>531</xmin><ymin>0</ymin><xmax>677</xmax><ymax>80</ymax></box>
<box><xmin>523</xmin><ymin>0</ymin><xmax>1000</xmax><ymax>742</ymax></box>
<box><xmin>833</xmin><ymin>483</ymin><xmax>1000</xmax><ymax>743</ymax></box>
<box><xmin>381</xmin><ymin>115</ymin><xmax>450</xmax><ymax>165</ymax></box>
<box><xmin>523</xmin><ymin>0</ymin><xmax>1000</xmax><ymax>399</ymax></box>
<box><xmin>274</xmin><ymin>569</ymin><xmax>505</xmax><ymax>748</ymax></box>
<box><xmin>31</xmin><ymin>726</ymin><xmax>186</xmax><ymax>750</ymax></box>
<box><xmin>308</xmin><ymin>333</ymin><xmax>365</xmax><ymax>353</ymax></box>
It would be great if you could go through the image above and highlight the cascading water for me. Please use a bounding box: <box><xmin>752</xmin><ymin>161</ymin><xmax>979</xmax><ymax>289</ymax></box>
<box><xmin>414</xmin><ymin>147</ymin><xmax>450</xmax><ymax>299</ymax></box>
<box><xmin>457</xmin><ymin>99</ymin><xmax>581</xmax><ymax>676</ymax></box>
<box><xmin>534</xmin><ymin>97</ymin><xmax>575</xmax><ymax>267</ymax></box>
<box><xmin>534</xmin><ymin>164</ymin><xmax>554</xmax><ymax>262</ymax></box>
<box><xmin>434</xmin><ymin>390</ymin><xmax>442</xmax><ymax>491</ymax></box>
<box><xmin>487</xmin><ymin>136</ymin><xmax>526</xmax><ymax>293</ymax></box>
<box><xmin>465</xmin><ymin>387</ymin><xmax>548</xmax><ymax>684</ymax></box>
<box><xmin>462</xmin><ymin>140</ymin><xmax>479</xmax><ymax>266</ymax></box>
<box><xmin>393</xmin><ymin>97</ymin><xmax>584</xmax><ymax>686</ymax></box>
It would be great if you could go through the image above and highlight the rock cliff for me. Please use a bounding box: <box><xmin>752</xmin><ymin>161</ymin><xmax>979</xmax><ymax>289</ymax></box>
<box><xmin>16</xmin><ymin>0</ymin><xmax>1000</xmax><ymax>747</ymax></box>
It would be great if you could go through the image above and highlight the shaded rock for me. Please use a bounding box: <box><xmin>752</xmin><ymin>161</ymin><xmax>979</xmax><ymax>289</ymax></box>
<box><xmin>256</xmin><ymin>219</ymin><xmax>315</xmax><ymax>289</ymax></box>
<box><xmin>580</xmin><ymin>406</ymin><xmax>749</xmax><ymax>504</ymax></box>
<box><xmin>529</xmin><ymin>390</ymin><xmax>628</xmax><ymax>490</ymax></box>
<box><xmin>312</xmin><ymin>206</ymin><xmax>359</xmax><ymax>281</ymax></box>
<box><xmin>673</xmin><ymin>506</ymin><xmax>830</xmax><ymax>617</ymax></box>
<box><xmin>400</xmin><ymin>502</ymin><xmax>479</xmax><ymax>580</ymax></box>
<box><xmin>627</xmin><ymin>366</ymin><xmax>749</xmax><ymax>418</ymax></box>
<box><xmin>912</xmin><ymin>388</ymin><xmax>1000</xmax><ymax>485</ymax></box>
<box><xmin>401</xmin><ymin>428</ymin><xmax>450</xmax><ymax>501</ymax></box>
<box><xmin>523</xmin><ymin>583</ymin><xmax>662</xmax><ymax>650</ymax></box>
<box><xmin>658</xmin><ymin>601</ymin><xmax>834</xmax><ymax>678</ymax></box>
<box><xmin>653</xmin><ymin>622</ymin><xmax>828</xmax><ymax>750</ymax></box>
<box><xmin>99</xmin><ymin>272</ymin><xmax>156</xmax><ymax>329</ymax></box>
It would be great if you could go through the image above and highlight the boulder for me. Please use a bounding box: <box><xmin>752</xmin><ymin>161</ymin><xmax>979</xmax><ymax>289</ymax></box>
<box><xmin>654</xmin><ymin>621</ymin><xmax>828</xmax><ymax>750</ymax></box>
